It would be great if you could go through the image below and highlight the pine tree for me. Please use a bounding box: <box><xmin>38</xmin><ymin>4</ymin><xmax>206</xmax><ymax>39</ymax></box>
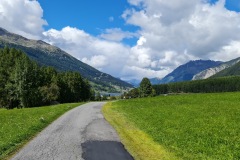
<box><xmin>139</xmin><ymin>77</ymin><xmax>153</xmax><ymax>97</ymax></box>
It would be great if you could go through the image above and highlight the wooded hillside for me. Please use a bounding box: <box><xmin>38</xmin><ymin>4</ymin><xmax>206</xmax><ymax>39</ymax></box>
<box><xmin>0</xmin><ymin>47</ymin><xmax>94</xmax><ymax>109</ymax></box>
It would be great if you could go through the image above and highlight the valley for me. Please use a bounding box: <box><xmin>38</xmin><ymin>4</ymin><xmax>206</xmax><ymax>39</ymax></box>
<box><xmin>103</xmin><ymin>92</ymin><xmax>240</xmax><ymax>159</ymax></box>
<box><xmin>1</xmin><ymin>0</ymin><xmax>240</xmax><ymax>160</ymax></box>
<box><xmin>0</xmin><ymin>27</ymin><xmax>132</xmax><ymax>93</ymax></box>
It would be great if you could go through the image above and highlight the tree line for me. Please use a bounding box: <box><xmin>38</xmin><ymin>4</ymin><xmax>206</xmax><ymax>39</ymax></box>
<box><xmin>124</xmin><ymin>77</ymin><xmax>156</xmax><ymax>99</ymax></box>
<box><xmin>153</xmin><ymin>76</ymin><xmax>240</xmax><ymax>95</ymax></box>
<box><xmin>0</xmin><ymin>47</ymin><xmax>94</xmax><ymax>109</ymax></box>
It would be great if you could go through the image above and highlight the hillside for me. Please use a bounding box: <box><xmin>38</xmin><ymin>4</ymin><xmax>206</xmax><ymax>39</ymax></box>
<box><xmin>0</xmin><ymin>27</ymin><xmax>132</xmax><ymax>92</ymax></box>
<box><xmin>149</xmin><ymin>77</ymin><xmax>162</xmax><ymax>85</ymax></box>
<box><xmin>210</xmin><ymin>60</ymin><xmax>240</xmax><ymax>78</ymax></box>
<box><xmin>156</xmin><ymin>60</ymin><xmax>222</xmax><ymax>84</ymax></box>
<box><xmin>192</xmin><ymin>57</ymin><xmax>240</xmax><ymax>80</ymax></box>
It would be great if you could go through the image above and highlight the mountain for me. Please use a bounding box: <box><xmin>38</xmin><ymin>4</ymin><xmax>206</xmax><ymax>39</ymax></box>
<box><xmin>127</xmin><ymin>78</ymin><xmax>162</xmax><ymax>87</ymax></box>
<box><xmin>210</xmin><ymin>60</ymin><xmax>240</xmax><ymax>78</ymax></box>
<box><xmin>150</xmin><ymin>77</ymin><xmax>162</xmax><ymax>85</ymax></box>
<box><xmin>156</xmin><ymin>60</ymin><xmax>222</xmax><ymax>84</ymax></box>
<box><xmin>127</xmin><ymin>79</ymin><xmax>141</xmax><ymax>87</ymax></box>
<box><xmin>0</xmin><ymin>27</ymin><xmax>132</xmax><ymax>92</ymax></box>
<box><xmin>192</xmin><ymin>57</ymin><xmax>240</xmax><ymax>80</ymax></box>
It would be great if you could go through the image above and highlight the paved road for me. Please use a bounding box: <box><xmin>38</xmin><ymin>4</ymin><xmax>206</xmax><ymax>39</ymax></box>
<box><xmin>11</xmin><ymin>102</ymin><xmax>133</xmax><ymax>160</ymax></box>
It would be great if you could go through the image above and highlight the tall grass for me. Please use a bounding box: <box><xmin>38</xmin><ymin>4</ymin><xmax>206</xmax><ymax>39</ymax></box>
<box><xmin>0</xmin><ymin>103</ymin><xmax>83</xmax><ymax>160</ymax></box>
<box><xmin>104</xmin><ymin>92</ymin><xmax>240</xmax><ymax>159</ymax></box>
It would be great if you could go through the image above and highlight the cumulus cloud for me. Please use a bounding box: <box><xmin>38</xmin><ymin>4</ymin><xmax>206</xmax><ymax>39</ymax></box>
<box><xmin>121</xmin><ymin>0</ymin><xmax>240</xmax><ymax>79</ymax></box>
<box><xmin>212</xmin><ymin>41</ymin><xmax>240</xmax><ymax>60</ymax></box>
<box><xmin>121</xmin><ymin>66</ymin><xmax>170</xmax><ymax>81</ymax></box>
<box><xmin>0</xmin><ymin>0</ymin><xmax>47</xmax><ymax>39</ymax></box>
<box><xmin>1</xmin><ymin>0</ymin><xmax>240</xmax><ymax>81</ymax></box>
<box><xmin>99</xmin><ymin>28</ymin><xmax>138</xmax><ymax>42</ymax></box>
<box><xmin>82</xmin><ymin>55</ymin><xmax>108</xmax><ymax>70</ymax></box>
<box><xmin>43</xmin><ymin>26</ymin><xmax>131</xmax><ymax>74</ymax></box>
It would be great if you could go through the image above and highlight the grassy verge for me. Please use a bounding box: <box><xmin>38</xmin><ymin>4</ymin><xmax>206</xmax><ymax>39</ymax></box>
<box><xmin>103</xmin><ymin>92</ymin><xmax>240</xmax><ymax>159</ymax></box>
<box><xmin>103</xmin><ymin>102</ymin><xmax>177</xmax><ymax>160</ymax></box>
<box><xmin>0</xmin><ymin>103</ymin><xmax>84</xmax><ymax>160</ymax></box>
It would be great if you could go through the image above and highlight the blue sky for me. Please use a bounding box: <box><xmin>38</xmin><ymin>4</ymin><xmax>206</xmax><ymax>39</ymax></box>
<box><xmin>1</xmin><ymin>0</ymin><xmax>240</xmax><ymax>80</ymax></box>
<box><xmin>37</xmin><ymin>0</ymin><xmax>240</xmax><ymax>47</ymax></box>
<box><xmin>38</xmin><ymin>0</ymin><xmax>240</xmax><ymax>34</ymax></box>
<box><xmin>38</xmin><ymin>0</ymin><xmax>138</xmax><ymax>35</ymax></box>
<box><xmin>38</xmin><ymin>0</ymin><xmax>140</xmax><ymax>46</ymax></box>
<box><xmin>211</xmin><ymin>0</ymin><xmax>240</xmax><ymax>11</ymax></box>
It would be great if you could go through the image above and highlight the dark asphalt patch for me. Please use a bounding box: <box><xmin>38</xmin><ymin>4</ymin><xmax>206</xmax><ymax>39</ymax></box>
<box><xmin>81</xmin><ymin>141</ymin><xmax>134</xmax><ymax>160</ymax></box>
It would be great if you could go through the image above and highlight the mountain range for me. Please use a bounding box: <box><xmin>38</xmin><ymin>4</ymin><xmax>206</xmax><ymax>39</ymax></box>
<box><xmin>1</xmin><ymin>27</ymin><xmax>240</xmax><ymax>90</ymax></box>
<box><xmin>150</xmin><ymin>60</ymin><xmax>222</xmax><ymax>84</ymax></box>
<box><xmin>192</xmin><ymin>57</ymin><xmax>240</xmax><ymax>80</ymax></box>
<box><xmin>150</xmin><ymin>56</ymin><xmax>240</xmax><ymax>85</ymax></box>
<box><xmin>0</xmin><ymin>27</ymin><xmax>132</xmax><ymax>92</ymax></box>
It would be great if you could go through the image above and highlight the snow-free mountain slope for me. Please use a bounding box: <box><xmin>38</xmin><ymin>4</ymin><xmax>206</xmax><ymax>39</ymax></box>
<box><xmin>0</xmin><ymin>27</ymin><xmax>132</xmax><ymax>92</ymax></box>
<box><xmin>156</xmin><ymin>60</ymin><xmax>222</xmax><ymax>84</ymax></box>
<box><xmin>192</xmin><ymin>57</ymin><xmax>240</xmax><ymax>80</ymax></box>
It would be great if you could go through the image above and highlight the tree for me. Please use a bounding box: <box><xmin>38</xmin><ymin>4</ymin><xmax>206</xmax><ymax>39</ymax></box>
<box><xmin>0</xmin><ymin>47</ymin><xmax>95</xmax><ymax>108</ymax></box>
<box><xmin>128</xmin><ymin>88</ymin><xmax>139</xmax><ymax>98</ymax></box>
<box><xmin>95</xmin><ymin>92</ymin><xmax>101</xmax><ymax>101</ymax></box>
<box><xmin>39</xmin><ymin>83</ymin><xmax>59</xmax><ymax>105</ymax></box>
<box><xmin>139</xmin><ymin>77</ymin><xmax>153</xmax><ymax>97</ymax></box>
<box><xmin>12</xmin><ymin>54</ymin><xmax>41</xmax><ymax>108</ymax></box>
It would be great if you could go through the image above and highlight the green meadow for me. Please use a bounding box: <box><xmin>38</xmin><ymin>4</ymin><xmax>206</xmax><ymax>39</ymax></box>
<box><xmin>0</xmin><ymin>103</ymin><xmax>83</xmax><ymax>160</ymax></box>
<box><xmin>103</xmin><ymin>92</ymin><xmax>240</xmax><ymax>160</ymax></box>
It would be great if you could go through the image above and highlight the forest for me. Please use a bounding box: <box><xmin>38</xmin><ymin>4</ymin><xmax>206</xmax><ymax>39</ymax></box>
<box><xmin>0</xmin><ymin>47</ymin><xmax>94</xmax><ymax>109</ymax></box>
<box><xmin>153</xmin><ymin>76</ymin><xmax>240</xmax><ymax>95</ymax></box>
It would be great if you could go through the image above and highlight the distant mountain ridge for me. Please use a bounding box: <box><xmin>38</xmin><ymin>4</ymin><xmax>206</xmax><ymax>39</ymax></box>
<box><xmin>149</xmin><ymin>77</ymin><xmax>162</xmax><ymax>85</ymax></box>
<box><xmin>192</xmin><ymin>57</ymin><xmax>240</xmax><ymax>80</ymax></box>
<box><xmin>211</xmin><ymin>60</ymin><xmax>240</xmax><ymax>78</ymax></box>
<box><xmin>154</xmin><ymin>60</ymin><xmax>222</xmax><ymax>84</ymax></box>
<box><xmin>127</xmin><ymin>79</ymin><xmax>141</xmax><ymax>87</ymax></box>
<box><xmin>0</xmin><ymin>27</ymin><xmax>132</xmax><ymax>92</ymax></box>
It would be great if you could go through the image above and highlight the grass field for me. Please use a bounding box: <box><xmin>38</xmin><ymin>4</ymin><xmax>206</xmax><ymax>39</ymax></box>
<box><xmin>0</xmin><ymin>103</ymin><xmax>83</xmax><ymax>160</ymax></box>
<box><xmin>103</xmin><ymin>92</ymin><xmax>240</xmax><ymax>160</ymax></box>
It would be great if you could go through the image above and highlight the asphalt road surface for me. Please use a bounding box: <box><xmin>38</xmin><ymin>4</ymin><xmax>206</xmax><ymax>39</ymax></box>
<box><xmin>11</xmin><ymin>102</ymin><xmax>133</xmax><ymax>160</ymax></box>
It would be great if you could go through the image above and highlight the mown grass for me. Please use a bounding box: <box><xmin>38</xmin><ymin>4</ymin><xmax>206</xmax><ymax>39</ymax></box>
<box><xmin>0</xmin><ymin>103</ymin><xmax>84</xmax><ymax>160</ymax></box>
<box><xmin>103</xmin><ymin>92</ymin><xmax>240</xmax><ymax>160</ymax></box>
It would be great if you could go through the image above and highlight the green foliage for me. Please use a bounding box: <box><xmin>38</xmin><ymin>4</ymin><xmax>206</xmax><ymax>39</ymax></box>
<box><xmin>102</xmin><ymin>95</ymin><xmax>108</xmax><ymax>101</ymax></box>
<box><xmin>39</xmin><ymin>83</ymin><xmax>59</xmax><ymax>104</ymax></box>
<box><xmin>153</xmin><ymin>76</ymin><xmax>240</xmax><ymax>95</ymax></box>
<box><xmin>139</xmin><ymin>77</ymin><xmax>153</xmax><ymax>97</ymax></box>
<box><xmin>109</xmin><ymin>96</ymin><xmax>117</xmax><ymax>100</ymax></box>
<box><xmin>128</xmin><ymin>88</ymin><xmax>140</xmax><ymax>98</ymax></box>
<box><xmin>95</xmin><ymin>92</ymin><xmax>102</xmax><ymax>101</ymax></box>
<box><xmin>0</xmin><ymin>47</ymin><xmax>92</xmax><ymax>108</ymax></box>
<box><xmin>128</xmin><ymin>77</ymin><xmax>155</xmax><ymax>99</ymax></box>
<box><xmin>0</xmin><ymin>37</ymin><xmax>133</xmax><ymax>92</ymax></box>
<box><xmin>0</xmin><ymin>103</ymin><xmax>83</xmax><ymax>160</ymax></box>
<box><xmin>111</xmin><ymin>93</ymin><xmax>240</xmax><ymax>159</ymax></box>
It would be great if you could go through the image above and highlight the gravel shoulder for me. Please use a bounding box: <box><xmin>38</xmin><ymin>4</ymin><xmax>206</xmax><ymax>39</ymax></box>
<box><xmin>11</xmin><ymin>102</ymin><xmax>133</xmax><ymax>160</ymax></box>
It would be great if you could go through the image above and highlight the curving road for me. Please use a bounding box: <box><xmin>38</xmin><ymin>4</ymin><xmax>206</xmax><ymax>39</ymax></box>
<box><xmin>11</xmin><ymin>102</ymin><xmax>133</xmax><ymax>160</ymax></box>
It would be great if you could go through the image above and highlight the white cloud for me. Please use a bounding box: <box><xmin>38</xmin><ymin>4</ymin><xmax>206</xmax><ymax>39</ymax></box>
<box><xmin>212</xmin><ymin>41</ymin><xmax>240</xmax><ymax>60</ymax></box>
<box><xmin>121</xmin><ymin>0</ymin><xmax>240</xmax><ymax>79</ymax></box>
<box><xmin>1</xmin><ymin>0</ymin><xmax>240</xmax><ymax>81</ymax></box>
<box><xmin>99</xmin><ymin>28</ymin><xmax>138</xmax><ymax>42</ymax></box>
<box><xmin>121</xmin><ymin>66</ymin><xmax>170</xmax><ymax>81</ymax></box>
<box><xmin>43</xmin><ymin>26</ymin><xmax>131</xmax><ymax>76</ymax></box>
<box><xmin>0</xmin><ymin>0</ymin><xmax>47</xmax><ymax>39</ymax></box>
<box><xmin>137</xmin><ymin>36</ymin><xmax>146</xmax><ymax>46</ymax></box>
<box><xmin>82</xmin><ymin>55</ymin><xmax>108</xmax><ymax>70</ymax></box>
